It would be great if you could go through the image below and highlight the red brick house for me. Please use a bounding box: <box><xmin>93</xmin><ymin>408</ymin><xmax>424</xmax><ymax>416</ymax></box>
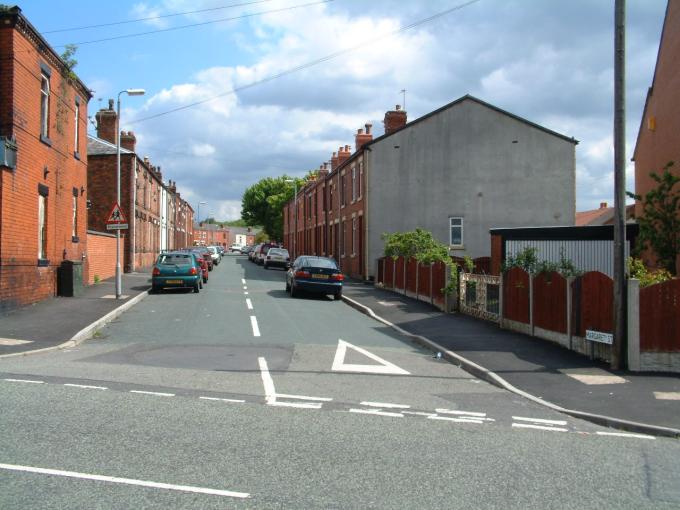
<box><xmin>88</xmin><ymin>101</ymin><xmax>165</xmax><ymax>272</ymax></box>
<box><xmin>632</xmin><ymin>0</ymin><xmax>680</xmax><ymax>271</ymax></box>
<box><xmin>194</xmin><ymin>223</ymin><xmax>229</xmax><ymax>247</ymax></box>
<box><xmin>0</xmin><ymin>6</ymin><xmax>91</xmax><ymax>310</ymax></box>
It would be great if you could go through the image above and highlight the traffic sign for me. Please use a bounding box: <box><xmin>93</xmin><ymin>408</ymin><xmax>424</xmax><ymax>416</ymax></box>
<box><xmin>106</xmin><ymin>202</ymin><xmax>127</xmax><ymax>225</ymax></box>
<box><xmin>106</xmin><ymin>223</ymin><xmax>129</xmax><ymax>230</ymax></box>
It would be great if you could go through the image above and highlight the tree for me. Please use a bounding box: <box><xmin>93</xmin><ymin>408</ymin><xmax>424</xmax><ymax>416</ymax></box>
<box><xmin>240</xmin><ymin>175</ymin><xmax>307</xmax><ymax>241</ymax></box>
<box><xmin>627</xmin><ymin>161</ymin><xmax>680</xmax><ymax>275</ymax></box>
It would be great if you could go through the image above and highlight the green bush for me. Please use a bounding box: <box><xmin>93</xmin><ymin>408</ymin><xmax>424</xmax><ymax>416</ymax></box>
<box><xmin>628</xmin><ymin>257</ymin><xmax>672</xmax><ymax>287</ymax></box>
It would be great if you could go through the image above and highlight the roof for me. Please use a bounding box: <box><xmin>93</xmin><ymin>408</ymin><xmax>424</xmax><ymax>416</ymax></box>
<box><xmin>87</xmin><ymin>135</ymin><xmax>133</xmax><ymax>156</ymax></box>
<box><xmin>490</xmin><ymin>223</ymin><xmax>639</xmax><ymax>241</ymax></box>
<box><xmin>229</xmin><ymin>226</ymin><xmax>258</xmax><ymax>235</ymax></box>
<box><xmin>367</xmin><ymin>94</ymin><xmax>579</xmax><ymax>148</ymax></box>
<box><xmin>575</xmin><ymin>204</ymin><xmax>635</xmax><ymax>226</ymax></box>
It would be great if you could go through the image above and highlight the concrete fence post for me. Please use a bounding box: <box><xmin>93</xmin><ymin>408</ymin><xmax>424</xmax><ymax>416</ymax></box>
<box><xmin>498</xmin><ymin>271</ymin><xmax>504</xmax><ymax>326</ymax></box>
<box><xmin>529</xmin><ymin>273</ymin><xmax>535</xmax><ymax>337</ymax></box>
<box><xmin>567</xmin><ymin>276</ymin><xmax>574</xmax><ymax>351</ymax></box>
<box><xmin>627</xmin><ymin>278</ymin><xmax>641</xmax><ymax>371</ymax></box>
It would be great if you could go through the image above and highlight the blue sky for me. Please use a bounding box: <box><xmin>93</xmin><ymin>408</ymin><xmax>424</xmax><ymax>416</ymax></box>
<box><xmin>18</xmin><ymin>0</ymin><xmax>668</xmax><ymax>220</ymax></box>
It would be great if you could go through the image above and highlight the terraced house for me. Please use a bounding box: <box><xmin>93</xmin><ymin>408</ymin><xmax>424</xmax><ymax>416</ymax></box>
<box><xmin>0</xmin><ymin>6</ymin><xmax>91</xmax><ymax>310</ymax></box>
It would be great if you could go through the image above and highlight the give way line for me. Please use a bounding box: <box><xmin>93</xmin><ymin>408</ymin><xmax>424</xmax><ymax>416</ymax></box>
<box><xmin>0</xmin><ymin>463</ymin><xmax>250</xmax><ymax>499</ymax></box>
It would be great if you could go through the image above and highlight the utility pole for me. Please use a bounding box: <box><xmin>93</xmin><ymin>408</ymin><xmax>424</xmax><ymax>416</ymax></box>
<box><xmin>612</xmin><ymin>0</ymin><xmax>627</xmax><ymax>370</ymax></box>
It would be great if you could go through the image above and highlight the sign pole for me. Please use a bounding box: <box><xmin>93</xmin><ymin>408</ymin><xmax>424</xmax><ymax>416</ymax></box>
<box><xmin>115</xmin><ymin>94</ymin><xmax>122</xmax><ymax>299</ymax></box>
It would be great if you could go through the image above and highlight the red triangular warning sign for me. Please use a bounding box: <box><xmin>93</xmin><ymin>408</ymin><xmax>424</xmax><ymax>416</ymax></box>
<box><xmin>106</xmin><ymin>202</ymin><xmax>127</xmax><ymax>224</ymax></box>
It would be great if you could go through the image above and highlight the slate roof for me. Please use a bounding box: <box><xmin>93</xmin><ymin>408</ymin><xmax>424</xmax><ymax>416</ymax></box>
<box><xmin>87</xmin><ymin>135</ymin><xmax>133</xmax><ymax>156</ymax></box>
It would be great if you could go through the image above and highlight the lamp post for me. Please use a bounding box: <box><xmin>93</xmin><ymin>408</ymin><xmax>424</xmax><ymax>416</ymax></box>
<box><xmin>285</xmin><ymin>179</ymin><xmax>297</xmax><ymax>258</ymax></box>
<box><xmin>197</xmin><ymin>201</ymin><xmax>207</xmax><ymax>225</ymax></box>
<box><xmin>116</xmin><ymin>88</ymin><xmax>145</xmax><ymax>299</ymax></box>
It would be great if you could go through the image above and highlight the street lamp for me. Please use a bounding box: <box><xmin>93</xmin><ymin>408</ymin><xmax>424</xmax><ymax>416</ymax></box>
<box><xmin>285</xmin><ymin>179</ymin><xmax>297</xmax><ymax>258</ymax></box>
<box><xmin>116</xmin><ymin>88</ymin><xmax>145</xmax><ymax>299</ymax></box>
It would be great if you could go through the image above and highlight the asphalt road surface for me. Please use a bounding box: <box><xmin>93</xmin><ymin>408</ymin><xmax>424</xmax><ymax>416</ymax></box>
<box><xmin>1</xmin><ymin>254</ymin><xmax>679</xmax><ymax>509</ymax></box>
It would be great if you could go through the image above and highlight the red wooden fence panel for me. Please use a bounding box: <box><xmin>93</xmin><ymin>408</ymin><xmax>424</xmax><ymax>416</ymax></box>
<box><xmin>377</xmin><ymin>258</ymin><xmax>384</xmax><ymax>285</ymax></box>
<box><xmin>395</xmin><ymin>256</ymin><xmax>405</xmax><ymax>291</ymax></box>
<box><xmin>418</xmin><ymin>262</ymin><xmax>431</xmax><ymax>298</ymax></box>
<box><xmin>384</xmin><ymin>257</ymin><xmax>394</xmax><ymax>288</ymax></box>
<box><xmin>572</xmin><ymin>271</ymin><xmax>613</xmax><ymax>337</ymax></box>
<box><xmin>503</xmin><ymin>267</ymin><xmax>530</xmax><ymax>324</ymax></box>
<box><xmin>640</xmin><ymin>278</ymin><xmax>680</xmax><ymax>351</ymax></box>
<box><xmin>406</xmin><ymin>257</ymin><xmax>418</xmax><ymax>293</ymax></box>
<box><xmin>473</xmin><ymin>257</ymin><xmax>491</xmax><ymax>274</ymax></box>
<box><xmin>532</xmin><ymin>271</ymin><xmax>567</xmax><ymax>333</ymax></box>
<box><xmin>432</xmin><ymin>261</ymin><xmax>446</xmax><ymax>306</ymax></box>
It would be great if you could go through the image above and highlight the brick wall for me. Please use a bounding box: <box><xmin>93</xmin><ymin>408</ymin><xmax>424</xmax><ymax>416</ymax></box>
<box><xmin>86</xmin><ymin>230</ymin><xmax>123</xmax><ymax>284</ymax></box>
<box><xmin>0</xmin><ymin>11</ymin><xmax>91</xmax><ymax>311</ymax></box>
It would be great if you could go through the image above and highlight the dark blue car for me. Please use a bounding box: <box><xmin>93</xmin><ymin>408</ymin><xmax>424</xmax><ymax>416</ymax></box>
<box><xmin>285</xmin><ymin>256</ymin><xmax>344</xmax><ymax>300</ymax></box>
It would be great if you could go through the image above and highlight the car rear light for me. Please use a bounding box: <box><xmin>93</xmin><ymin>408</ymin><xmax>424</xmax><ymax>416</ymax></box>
<box><xmin>190</xmin><ymin>267</ymin><xmax>197</xmax><ymax>275</ymax></box>
<box><xmin>267</xmin><ymin>256</ymin><xmax>271</xmax><ymax>260</ymax></box>
<box><xmin>295</xmin><ymin>270</ymin><xmax>311</xmax><ymax>278</ymax></box>
<box><xmin>331</xmin><ymin>273</ymin><xmax>345</xmax><ymax>281</ymax></box>
<box><xmin>152</xmin><ymin>267</ymin><xmax>160</xmax><ymax>276</ymax></box>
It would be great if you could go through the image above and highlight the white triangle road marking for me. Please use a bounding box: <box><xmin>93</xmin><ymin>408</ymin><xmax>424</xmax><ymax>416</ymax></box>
<box><xmin>331</xmin><ymin>339</ymin><xmax>410</xmax><ymax>375</ymax></box>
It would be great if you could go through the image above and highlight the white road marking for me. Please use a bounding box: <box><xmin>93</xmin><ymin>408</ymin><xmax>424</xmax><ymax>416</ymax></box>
<box><xmin>512</xmin><ymin>423</ymin><xmax>569</xmax><ymax>432</ymax></box>
<box><xmin>436</xmin><ymin>408</ymin><xmax>487</xmax><ymax>417</ymax></box>
<box><xmin>428</xmin><ymin>415</ymin><xmax>484</xmax><ymax>424</ymax></box>
<box><xmin>4</xmin><ymin>378</ymin><xmax>44</xmax><ymax>384</ymax></box>
<box><xmin>402</xmin><ymin>411</ymin><xmax>437</xmax><ymax>417</ymax></box>
<box><xmin>0</xmin><ymin>338</ymin><xmax>33</xmax><ymax>346</ymax></box>
<box><xmin>129</xmin><ymin>390</ymin><xmax>175</xmax><ymax>397</ymax></box>
<box><xmin>653</xmin><ymin>391</ymin><xmax>680</xmax><ymax>400</ymax></box>
<box><xmin>331</xmin><ymin>339</ymin><xmax>410</xmax><ymax>375</ymax></box>
<box><xmin>241</xmin><ymin>279</ymin><xmax>246</xmax><ymax>284</ymax></box>
<box><xmin>376</xmin><ymin>301</ymin><xmax>399</xmax><ymax>307</ymax></box>
<box><xmin>64</xmin><ymin>384</ymin><xmax>107</xmax><ymax>390</ymax></box>
<box><xmin>258</xmin><ymin>357</ymin><xmax>330</xmax><ymax>409</ymax></box>
<box><xmin>360</xmin><ymin>401</ymin><xmax>410</xmax><ymax>409</ymax></box>
<box><xmin>595</xmin><ymin>431</ymin><xmax>655</xmax><ymax>440</ymax></box>
<box><xmin>244</xmin><ymin>291</ymin><xmax>249</xmax><ymax>295</ymax></box>
<box><xmin>250</xmin><ymin>316</ymin><xmax>261</xmax><ymax>337</ymax></box>
<box><xmin>349</xmin><ymin>408</ymin><xmax>404</xmax><ymax>418</ymax></box>
<box><xmin>512</xmin><ymin>416</ymin><xmax>568</xmax><ymax>425</ymax></box>
<box><xmin>246</xmin><ymin>299</ymin><xmax>253</xmax><ymax>310</ymax></box>
<box><xmin>0</xmin><ymin>463</ymin><xmax>250</xmax><ymax>499</ymax></box>
<box><xmin>243</xmin><ymin>286</ymin><xmax>248</xmax><ymax>290</ymax></box>
<box><xmin>199</xmin><ymin>397</ymin><xmax>246</xmax><ymax>403</ymax></box>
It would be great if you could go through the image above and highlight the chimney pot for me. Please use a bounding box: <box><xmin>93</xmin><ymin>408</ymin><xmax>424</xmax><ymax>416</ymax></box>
<box><xmin>600</xmin><ymin>202</ymin><xmax>608</xmax><ymax>209</ymax></box>
<box><xmin>365</xmin><ymin>123</ymin><xmax>372</xmax><ymax>134</ymax></box>
<box><xmin>395</xmin><ymin>104</ymin><xmax>401</xmax><ymax>111</ymax></box>
<box><xmin>358</xmin><ymin>128</ymin><xmax>364</xmax><ymax>135</ymax></box>
<box><xmin>108</xmin><ymin>99</ymin><xmax>114</xmax><ymax>110</ymax></box>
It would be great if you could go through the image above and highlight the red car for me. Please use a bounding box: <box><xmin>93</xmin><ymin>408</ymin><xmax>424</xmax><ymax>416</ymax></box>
<box><xmin>190</xmin><ymin>250</ymin><xmax>209</xmax><ymax>283</ymax></box>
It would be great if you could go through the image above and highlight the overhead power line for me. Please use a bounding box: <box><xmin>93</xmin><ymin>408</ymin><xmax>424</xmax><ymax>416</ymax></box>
<box><xmin>55</xmin><ymin>0</ymin><xmax>333</xmax><ymax>47</ymax></box>
<box><xmin>42</xmin><ymin>0</ymin><xmax>276</xmax><ymax>34</ymax></box>
<box><xmin>129</xmin><ymin>0</ymin><xmax>481</xmax><ymax>125</ymax></box>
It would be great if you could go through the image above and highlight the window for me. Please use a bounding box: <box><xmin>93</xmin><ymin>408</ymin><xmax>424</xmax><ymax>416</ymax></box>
<box><xmin>341</xmin><ymin>220</ymin><xmax>346</xmax><ymax>256</ymax></box>
<box><xmin>72</xmin><ymin>188</ymin><xmax>78</xmax><ymax>240</ymax></box>
<box><xmin>38</xmin><ymin>187</ymin><xmax>48</xmax><ymax>260</ymax></box>
<box><xmin>351</xmin><ymin>167</ymin><xmax>356</xmax><ymax>202</ymax></box>
<box><xmin>74</xmin><ymin>98</ymin><xmax>80</xmax><ymax>156</ymax></box>
<box><xmin>40</xmin><ymin>73</ymin><xmax>50</xmax><ymax>139</ymax></box>
<box><xmin>352</xmin><ymin>217</ymin><xmax>356</xmax><ymax>255</ymax></box>
<box><xmin>358</xmin><ymin>162</ymin><xmax>363</xmax><ymax>199</ymax></box>
<box><xmin>340</xmin><ymin>175</ymin><xmax>345</xmax><ymax>206</ymax></box>
<box><xmin>449</xmin><ymin>217</ymin><xmax>464</xmax><ymax>247</ymax></box>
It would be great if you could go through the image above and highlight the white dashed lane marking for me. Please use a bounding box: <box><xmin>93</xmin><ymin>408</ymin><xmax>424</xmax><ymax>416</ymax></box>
<box><xmin>64</xmin><ymin>384</ymin><xmax>108</xmax><ymax>390</ymax></box>
<box><xmin>129</xmin><ymin>390</ymin><xmax>175</xmax><ymax>397</ymax></box>
<box><xmin>250</xmin><ymin>316</ymin><xmax>261</xmax><ymax>337</ymax></box>
<box><xmin>4</xmin><ymin>378</ymin><xmax>44</xmax><ymax>384</ymax></box>
<box><xmin>246</xmin><ymin>299</ymin><xmax>253</xmax><ymax>310</ymax></box>
<box><xmin>199</xmin><ymin>397</ymin><xmax>246</xmax><ymax>403</ymax></box>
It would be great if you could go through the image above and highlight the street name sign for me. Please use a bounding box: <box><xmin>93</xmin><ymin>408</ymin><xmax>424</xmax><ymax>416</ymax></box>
<box><xmin>586</xmin><ymin>330</ymin><xmax>613</xmax><ymax>345</ymax></box>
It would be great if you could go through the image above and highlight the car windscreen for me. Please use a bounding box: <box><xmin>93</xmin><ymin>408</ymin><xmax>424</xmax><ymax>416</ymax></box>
<box><xmin>159</xmin><ymin>254</ymin><xmax>193</xmax><ymax>265</ymax></box>
<box><xmin>268</xmin><ymin>249</ymin><xmax>288</xmax><ymax>256</ymax></box>
<box><xmin>301</xmin><ymin>257</ymin><xmax>337</xmax><ymax>269</ymax></box>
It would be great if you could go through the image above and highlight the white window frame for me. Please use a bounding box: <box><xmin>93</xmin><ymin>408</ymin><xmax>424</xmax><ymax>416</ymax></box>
<box><xmin>74</xmin><ymin>100</ymin><xmax>80</xmax><ymax>154</ymax></box>
<box><xmin>358</xmin><ymin>162</ymin><xmax>363</xmax><ymax>199</ymax></box>
<box><xmin>449</xmin><ymin>217</ymin><xmax>464</xmax><ymax>248</ymax></box>
<box><xmin>38</xmin><ymin>194</ymin><xmax>47</xmax><ymax>259</ymax></box>
<box><xmin>40</xmin><ymin>74</ymin><xmax>50</xmax><ymax>138</ymax></box>
<box><xmin>351</xmin><ymin>217</ymin><xmax>356</xmax><ymax>256</ymax></box>
<box><xmin>351</xmin><ymin>167</ymin><xmax>356</xmax><ymax>202</ymax></box>
<box><xmin>72</xmin><ymin>194</ymin><xmax>78</xmax><ymax>238</ymax></box>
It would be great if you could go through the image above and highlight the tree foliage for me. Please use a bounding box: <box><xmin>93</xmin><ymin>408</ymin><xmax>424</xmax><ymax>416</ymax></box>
<box><xmin>627</xmin><ymin>161</ymin><xmax>679</xmax><ymax>275</ymax></box>
<box><xmin>381</xmin><ymin>229</ymin><xmax>459</xmax><ymax>294</ymax></box>
<box><xmin>628</xmin><ymin>257</ymin><xmax>672</xmax><ymax>287</ymax></box>
<box><xmin>502</xmin><ymin>247</ymin><xmax>582</xmax><ymax>277</ymax></box>
<box><xmin>240</xmin><ymin>175</ymin><xmax>308</xmax><ymax>241</ymax></box>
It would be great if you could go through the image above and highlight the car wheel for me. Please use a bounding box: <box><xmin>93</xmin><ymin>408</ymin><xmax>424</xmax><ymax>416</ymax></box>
<box><xmin>290</xmin><ymin>283</ymin><xmax>298</xmax><ymax>298</ymax></box>
<box><xmin>194</xmin><ymin>283</ymin><xmax>200</xmax><ymax>293</ymax></box>
<box><xmin>203</xmin><ymin>276</ymin><xmax>208</xmax><ymax>283</ymax></box>
<box><xmin>334</xmin><ymin>290</ymin><xmax>343</xmax><ymax>301</ymax></box>
<box><xmin>199</xmin><ymin>279</ymin><xmax>203</xmax><ymax>289</ymax></box>
<box><xmin>264</xmin><ymin>263</ymin><xmax>268</xmax><ymax>269</ymax></box>
<box><xmin>149</xmin><ymin>286</ymin><xmax>157</xmax><ymax>294</ymax></box>
<box><xmin>285</xmin><ymin>280</ymin><xmax>290</xmax><ymax>292</ymax></box>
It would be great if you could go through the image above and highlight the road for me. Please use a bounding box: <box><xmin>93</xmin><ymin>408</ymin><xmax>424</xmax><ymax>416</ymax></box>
<box><xmin>1</xmin><ymin>254</ymin><xmax>679</xmax><ymax>509</ymax></box>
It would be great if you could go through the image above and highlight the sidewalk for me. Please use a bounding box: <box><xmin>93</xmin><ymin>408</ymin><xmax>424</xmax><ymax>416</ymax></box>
<box><xmin>342</xmin><ymin>281</ymin><xmax>680</xmax><ymax>436</ymax></box>
<box><xmin>0</xmin><ymin>273</ymin><xmax>150</xmax><ymax>357</ymax></box>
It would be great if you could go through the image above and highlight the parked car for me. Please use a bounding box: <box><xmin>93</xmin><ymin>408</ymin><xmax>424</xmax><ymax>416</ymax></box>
<box><xmin>230</xmin><ymin>244</ymin><xmax>243</xmax><ymax>253</ymax></box>
<box><xmin>286</xmin><ymin>256</ymin><xmax>344</xmax><ymax>300</ymax></box>
<box><xmin>151</xmin><ymin>252</ymin><xmax>202</xmax><ymax>293</ymax></box>
<box><xmin>242</xmin><ymin>245</ymin><xmax>254</xmax><ymax>255</ymax></box>
<box><xmin>255</xmin><ymin>242</ymin><xmax>279</xmax><ymax>265</ymax></box>
<box><xmin>188</xmin><ymin>249</ymin><xmax>209</xmax><ymax>283</ymax></box>
<box><xmin>194</xmin><ymin>247</ymin><xmax>214</xmax><ymax>271</ymax></box>
<box><xmin>249</xmin><ymin>244</ymin><xmax>262</xmax><ymax>262</ymax></box>
<box><xmin>207</xmin><ymin>246</ymin><xmax>220</xmax><ymax>265</ymax></box>
<box><xmin>263</xmin><ymin>247</ymin><xmax>290</xmax><ymax>270</ymax></box>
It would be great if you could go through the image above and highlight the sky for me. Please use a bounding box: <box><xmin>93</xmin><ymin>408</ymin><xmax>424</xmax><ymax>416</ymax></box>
<box><xmin>18</xmin><ymin>0</ymin><xmax>668</xmax><ymax>221</ymax></box>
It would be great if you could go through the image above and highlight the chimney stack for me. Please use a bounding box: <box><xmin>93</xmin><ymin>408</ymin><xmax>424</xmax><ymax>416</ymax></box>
<box><xmin>331</xmin><ymin>151</ymin><xmax>339</xmax><ymax>170</ymax></box>
<box><xmin>95</xmin><ymin>99</ymin><xmax>118</xmax><ymax>144</ymax></box>
<box><xmin>337</xmin><ymin>145</ymin><xmax>351</xmax><ymax>166</ymax></box>
<box><xmin>120</xmin><ymin>131</ymin><xmax>137</xmax><ymax>153</ymax></box>
<box><xmin>384</xmin><ymin>105</ymin><xmax>407</xmax><ymax>135</ymax></box>
<box><xmin>355</xmin><ymin>123</ymin><xmax>373</xmax><ymax>150</ymax></box>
